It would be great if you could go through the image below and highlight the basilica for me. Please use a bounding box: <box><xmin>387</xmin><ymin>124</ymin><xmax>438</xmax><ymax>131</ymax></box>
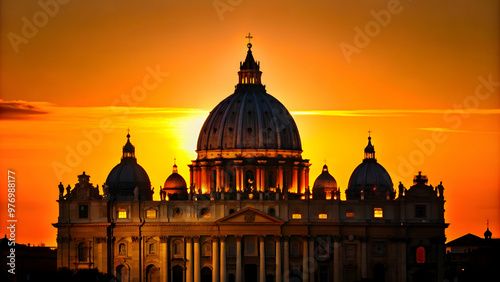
<box><xmin>53</xmin><ymin>39</ymin><xmax>448</xmax><ymax>282</ymax></box>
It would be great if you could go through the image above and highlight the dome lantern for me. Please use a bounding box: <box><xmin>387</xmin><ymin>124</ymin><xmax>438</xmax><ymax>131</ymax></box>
<box><xmin>238</xmin><ymin>33</ymin><xmax>262</xmax><ymax>85</ymax></box>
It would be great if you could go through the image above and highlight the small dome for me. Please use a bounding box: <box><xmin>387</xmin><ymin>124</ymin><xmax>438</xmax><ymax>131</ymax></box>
<box><xmin>313</xmin><ymin>165</ymin><xmax>338</xmax><ymax>190</ymax></box>
<box><xmin>346</xmin><ymin>136</ymin><xmax>394</xmax><ymax>200</ymax></box>
<box><xmin>485</xmin><ymin>228</ymin><xmax>492</xmax><ymax>239</ymax></box>
<box><xmin>313</xmin><ymin>164</ymin><xmax>338</xmax><ymax>200</ymax></box>
<box><xmin>105</xmin><ymin>133</ymin><xmax>152</xmax><ymax>201</ymax></box>
<box><xmin>163</xmin><ymin>163</ymin><xmax>188</xmax><ymax>199</ymax></box>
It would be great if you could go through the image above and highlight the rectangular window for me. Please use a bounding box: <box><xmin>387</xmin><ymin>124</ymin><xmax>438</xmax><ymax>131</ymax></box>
<box><xmin>79</xmin><ymin>205</ymin><xmax>88</xmax><ymax>218</ymax></box>
<box><xmin>118</xmin><ymin>209</ymin><xmax>127</xmax><ymax>219</ymax></box>
<box><xmin>318</xmin><ymin>213</ymin><xmax>328</xmax><ymax>219</ymax></box>
<box><xmin>415</xmin><ymin>205</ymin><xmax>426</xmax><ymax>218</ymax></box>
<box><xmin>146</xmin><ymin>209</ymin><xmax>157</xmax><ymax>218</ymax></box>
<box><xmin>346</xmin><ymin>212</ymin><xmax>355</xmax><ymax>218</ymax></box>
<box><xmin>374</xmin><ymin>207</ymin><xmax>383</xmax><ymax>218</ymax></box>
<box><xmin>292</xmin><ymin>213</ymin><xmax>302</xmax><ymax>219</ymax></box>
<box><xmin>149</xmin><ymin>243</ymin><xmax>155</xmax><ymax>254</ymax></box>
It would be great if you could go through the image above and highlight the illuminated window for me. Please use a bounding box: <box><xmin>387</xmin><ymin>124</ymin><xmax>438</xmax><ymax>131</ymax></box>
<box><xmin>79</xmin><ymin>205</ymin><xmax>88</xmax><ymax>218</ymax></box>
<box><xmin>292</xmin><ymin>213</ymin><xmax>302</xmax><ymax>219</ymax></box>
<box><xmin>416</xmin><ymin>246</ymin><xmax>426</xmax><ymax>263</ymax></box>
<box><xmin>318</xmin><ymin>213</ymin><xmax>328</xmax><ymax>219</ymax></box>
<box><xmin>346</xmin><ymin>212</ymin><xmax>355</xmax><ymax>218</ymax></box>
<box><xmin>374</xmin><ymin>208</ymin><xmax>383</xmax><ymax>218</ymax></box>
<box><xmin>118</xmin><ymin>209</ymin><xmax>127</xmax><ymax>219</ymax></box>
<box><xmin>146</xmin><ymin>209</ymin><xmax>157</xmax><ymax>219</ymax></box>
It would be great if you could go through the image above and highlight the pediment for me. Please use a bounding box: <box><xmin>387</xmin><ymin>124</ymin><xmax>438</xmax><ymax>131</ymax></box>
<box><xmin>216</xmin><ymin>207</ymin><xmax>283</xmax><ymax>225</ymax></box>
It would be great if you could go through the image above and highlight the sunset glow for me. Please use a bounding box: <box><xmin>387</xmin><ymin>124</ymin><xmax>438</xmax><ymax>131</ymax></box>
<box><xmin>1</xmin><ymin>0</ymin><xmax>499</xmax><ymax>247</ymax></box>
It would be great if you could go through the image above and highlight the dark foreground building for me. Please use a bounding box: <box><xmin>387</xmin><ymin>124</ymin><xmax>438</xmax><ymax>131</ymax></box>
<box><xmin>445</xmin><ymin>228</ymin><xmax>500</xmax><ymax>281</ymax></box>
<box><xmin>53</xmin><ymin>40</ymin><xmax>448</xmax><ymax>282</ymax></box>
<box><xmin>0</xmin><ymin>236</ymin><xmax>56</xmax><ymax>282</ymax></box>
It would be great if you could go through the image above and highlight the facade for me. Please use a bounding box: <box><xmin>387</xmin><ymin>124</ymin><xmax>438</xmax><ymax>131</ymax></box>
<box><xmin>53</xmin><ymin>41</ymin><xmax>448</xmax><ymax>282</ymax></box>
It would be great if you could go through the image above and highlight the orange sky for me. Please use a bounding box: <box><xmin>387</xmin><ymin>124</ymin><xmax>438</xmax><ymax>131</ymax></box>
<box><xmin>0</xmin><ymin>0</ymin><xmax>499</xmax><ymax>247</ymax></box>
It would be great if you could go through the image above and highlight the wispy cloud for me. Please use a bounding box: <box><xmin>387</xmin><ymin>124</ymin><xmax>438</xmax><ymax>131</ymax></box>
<box><xmin>419</xmin><ymin>127</ymin><xmax>500</xmax><ymax>134</ymax></box>
<box><xmin>0</xmin><ymin>99</ymin><xmax>53</xmax><ymax>120</ymax></box>
<box><xmin>290</xmin><ymin>109</ymin><xmax>500</xmax><ymax>117</ymax></box>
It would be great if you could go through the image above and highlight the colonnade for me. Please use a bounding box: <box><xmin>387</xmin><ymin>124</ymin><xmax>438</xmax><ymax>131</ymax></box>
<box><xmin>181</xmin><ymin>235</ymin><xmax>341</xmax><ymax>282</ymax></box>
<box><xmin>189</xmin><ymin>163</ymin><xmax>310</xmax><ymax>194</ymax></box>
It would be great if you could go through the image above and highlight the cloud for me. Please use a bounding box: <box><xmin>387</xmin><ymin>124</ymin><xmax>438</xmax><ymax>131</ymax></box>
<box><xmin>0</xmin><ymin>99</ymin><xmax>53</xmax><ymax>120</ymax></box>
<box><xmin>290</xmin><ymin>109</ymin><xmax>500</xmax><ymax>117</ymax></box>
<box><xmin>419</xmin><ymin>127</ymin><xmax>500</xmax><ymax>134</ymax></box>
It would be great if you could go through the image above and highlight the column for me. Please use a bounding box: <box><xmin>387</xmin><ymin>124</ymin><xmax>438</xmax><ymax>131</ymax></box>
<box><xmin>236</xmin><ymin>236</ymin><xmax>242</xmax><ymax>282</ymax></box>
<box><xmin>160</xmin><ymin>239</ymin><xmax>167</xmax><ymax>282</ymax></box>
<box><xmin>333</xmin><ymin>236</ymin><xmax>340</xmax><ymax>282</ymax></box>
<box><xmin>275</xmin><ymin>236</ymin><xmax>282</xmax><ymax>282</ymax></box>
<box><xmin>186</xmin><ymin>237</ymin><xmax>193</xmax><ymax>282</ymax></box>
<box><xmin>212</xmin><ymin>237</ymin><xmax>220</xmax><ymax>282</ymax></box>
<box><xmin>399</xmin><ymin>239</ymin><xmax>406</xmax><ymax>282</ymax></box>
<box><xmin>303</xmin><ymin>237</ymin><xmax>309</xmax><ymax>282</ymax></box>
<box><xmin>292</xmin><ymin>167</ymin><xmax>298</xmax><ymax>193</ymax></box>
<box><xmin>220</xmin><ymin>236</ymin><xmax>227</xmax><ymax>282</ymax></box>
<box><xmin>284</xmin><ymin>237</ymin><xmax>290</xmax><ymax>282</ymax></box>
<box><xmin>259</xmin><ymin>236</ymin><xmax>265</xmax><ymax>282</ymax></box>
<box><xmin>361</xmin><ymin>238</ymin><xmax>367</xmax><ymax>279</ymax></box>
<box><xmin>309</xmin><ymin>237</ymin><xmax>315</xmax><ymax>282</ymax></box>
<box><xmin>194</xmin><ymin>236</ymin><xmax>201</xmax><ymax>282</ymax></box>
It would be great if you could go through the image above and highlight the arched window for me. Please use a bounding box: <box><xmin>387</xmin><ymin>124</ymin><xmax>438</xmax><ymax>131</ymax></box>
<box><xmin>173</xmin><ymin>208</ymin><xmax>183</xmax><ymax>218</ymax></box>
<box><xmin>78</xmin><ymin>242</ymin><xmax>89</xmax><ymax>262</ymax></box>
<box><xmin>416</xmin><ymin>246</ymin><xmax>426</xmax><ymax>263</ymax></box>
<box><xmin>268</xmin><ymin>208</ymin><xmax>276</xmax><ymax>217</ymax></box>
<box><xmin>200</xmin><ymin>208</ymin><xmax>211</xmax><ymax>218</ymax></box>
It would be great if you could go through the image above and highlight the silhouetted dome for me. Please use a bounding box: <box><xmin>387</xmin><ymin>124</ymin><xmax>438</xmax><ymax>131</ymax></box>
<box><xmin>484</xmin><ymin>228</ymin><xmax>492</xmax><ymax>239</ymax></box>
<box><xmin>105</xmin><ymin>133</ymin><xmax>152</xmax><ymax>201</ymax></box>
<box><xmin>196</xmin><ymin>43</ymin><xmax>301</xmax><ymax>153</ymax></box>
<box><xmin>313</xmin><ymin>165</ymin><xmax>337</xmax><ymax>190</ymax></box>
<box><xmin>346</xmin><ymin>136</ymin><xmax>394</xmax><ymax>200</ymax></box>
<box><xmin>163</xmin><ymin>164</ymin><xmax>188</xmax><ymax>195</ymax></box>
